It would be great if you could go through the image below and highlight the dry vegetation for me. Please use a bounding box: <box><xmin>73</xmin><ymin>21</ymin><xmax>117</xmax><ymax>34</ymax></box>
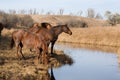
<box><xmin>58</xmin><ymin>25</ymin><xmax>120</xmax><ymax>47</ymax></box>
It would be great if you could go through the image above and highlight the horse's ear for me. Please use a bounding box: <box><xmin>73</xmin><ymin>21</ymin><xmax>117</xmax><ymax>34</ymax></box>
<box><xmin>46</xmin><ymin>23</ymin><xmax>52</xmax><ymax>29</ymax></box>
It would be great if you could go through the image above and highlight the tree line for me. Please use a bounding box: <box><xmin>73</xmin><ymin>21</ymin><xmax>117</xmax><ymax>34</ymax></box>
<box><xmin>0</xmin><ymin>8</ymin><xmax>120</xmax><ymax>27</ymax></box>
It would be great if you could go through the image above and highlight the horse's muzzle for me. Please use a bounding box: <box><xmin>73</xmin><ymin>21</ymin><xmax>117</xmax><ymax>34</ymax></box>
<box><xmin>69</xmin><ymin>31</ymin><xmax>72</xmax><ymax>35</ymax></box>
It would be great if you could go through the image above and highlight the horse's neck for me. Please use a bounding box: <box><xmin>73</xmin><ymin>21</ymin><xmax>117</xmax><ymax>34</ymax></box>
<box><xmin>51</xmin><ymin>26</ymin><xmax>63</xmax><ymax>36</ymax></box>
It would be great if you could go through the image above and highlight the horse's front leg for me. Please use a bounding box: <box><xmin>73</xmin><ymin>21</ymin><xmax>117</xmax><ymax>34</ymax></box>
<box><xmin>51</xmin><ymin>40</ymin><xmax>56</xmax><ymax>55</ymax></box>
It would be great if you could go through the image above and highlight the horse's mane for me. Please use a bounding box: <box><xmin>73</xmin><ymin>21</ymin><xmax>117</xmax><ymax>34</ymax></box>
<box><xmin>41</xmin><ymin>22</ymin><xmax>52</xmax><ymax>28</ymax></box>
<box><xmin>52</xmin><ymin>24</ymin><xmax>67</xmax><ymax>29</ymax></box>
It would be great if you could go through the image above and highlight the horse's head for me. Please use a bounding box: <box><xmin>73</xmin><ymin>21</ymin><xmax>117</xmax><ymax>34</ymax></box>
<box><xmin>62</xmin><ymin>24</ymin><xmax>72</xmax><ymax>35</ymax></box>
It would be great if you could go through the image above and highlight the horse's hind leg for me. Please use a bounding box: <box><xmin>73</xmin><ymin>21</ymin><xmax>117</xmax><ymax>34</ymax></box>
<box><xmin>34</xmin><ymin>48</ymin><xmax>41</xmax><ymax>64</ymax></box>
<box><xmin>15</xmin><ymin>41</ymin><xmax>21</xmax><ymax>60</ymax></box>
<box><xmin>19</xmin><ymin>42</ymin><xmax>25</xmax><ymax>60</ymax></box>
<box><xmin>43</xmin><ymin>52</ymin><xmax>49</xmax><ymax>65</ymax></box>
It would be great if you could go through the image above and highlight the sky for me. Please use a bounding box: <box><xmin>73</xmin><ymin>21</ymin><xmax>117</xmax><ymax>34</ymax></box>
<box><xmin>0</xmin><ymin>0</ymin><xmax>119</xmax><ymax>16</ymax></box>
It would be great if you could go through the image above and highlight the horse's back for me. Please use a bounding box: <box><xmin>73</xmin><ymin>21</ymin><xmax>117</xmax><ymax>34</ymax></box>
<box><xmin>37</xmin><ymin>28</ymin><xmax>53</xmax><ymax>41</ymax></box>
<box><xmin>29</xmin><ymin>26</ymin><xmax>41</xmax><ymax>33</ymax></box>
<box><xmin>12</xmin><ymin>29</ymin><xmax>25</xmax><ymax>40</ymax></box>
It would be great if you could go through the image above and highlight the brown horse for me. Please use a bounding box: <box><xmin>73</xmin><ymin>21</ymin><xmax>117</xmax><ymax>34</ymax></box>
<box><xmin>11</xmin><ymin>23</ymin><xmax>72</xmax><ymax>60</ymax></box>
<box><xmin>50</xmin><ymin>24</ymin><xmax>72</xmax><ymax>54</ymax></box>
<box><xmin>36</xmin><ymin>24</ymin><xmax>72</xmax><ymax>54</ymax></box>
<box><xmin>24</xmin><ymin>23</ymin><xmax>72</xmax><ymax>54</ymax></box>
<box><xmin>0</xmin><ymin>23</ymin><xmax>4</xmax><ymax>37</ymax></box>
<box><xmin>11</xmin><ymin>29</ymin><xmax>25</xmax><ymax>59</ymax></box>
<box><xmin>11</xmin><ymin>29</ymin><xmax>49</xmax><ymax>64</ymax></box>
<box><xmin>10</xmin><ymin>23</ymin><xmax>52</xmax><ymax>60</ymax></box>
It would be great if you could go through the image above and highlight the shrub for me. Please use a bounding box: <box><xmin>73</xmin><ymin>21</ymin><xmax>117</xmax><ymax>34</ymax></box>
<box><xmin>19</xmin><ymin>15</ymin><xmax>34</xmax><ymax>27</ymax></box>
<box><xmin>0</xmin><ymin>11</ymin><xmax>7</xmax><ymax>24</ymax></box>
<box><xmin>67</xmin><ymin>20</ymin><xmax>88</xmax><ymax>28</ymax></box>
<box><xmin>105</xmin><ymin>11</ymin><xmax>120</xmax><ymax>26</ymax></box>
<box><xmin>5</xmin><ymin>14</ymin><xmax>19</xmax><ymax>28</ymax></box>
<box><xmin>0</xmin><ymin>11</ymin><xmax>34</xmax><ymax>28</ymax></box>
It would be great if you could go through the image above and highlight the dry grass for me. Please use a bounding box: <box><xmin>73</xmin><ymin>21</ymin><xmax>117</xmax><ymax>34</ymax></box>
<box><xmin>58</xmin><ymin>26</ymin><xmax>120</xmax><ymax>47</ymax></box>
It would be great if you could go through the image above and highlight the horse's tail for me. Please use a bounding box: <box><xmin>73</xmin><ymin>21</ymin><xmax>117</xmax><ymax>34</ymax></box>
<box><xmin>10</xmin><ymin>37</ymin><xmax>14</xmax><ymax>49</ymax></box>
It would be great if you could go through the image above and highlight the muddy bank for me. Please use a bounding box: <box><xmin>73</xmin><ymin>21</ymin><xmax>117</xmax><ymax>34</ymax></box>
<box><xmin>0</xmin><ymin>54</ymin><xmax>73</xmax><ymax>80</ymax></box>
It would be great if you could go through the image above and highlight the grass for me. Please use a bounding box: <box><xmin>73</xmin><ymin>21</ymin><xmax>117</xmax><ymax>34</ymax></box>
<box><xmin>58</xmin><ymin>26</ymin><xmax>120</xmax><ymax>47</ymax></box>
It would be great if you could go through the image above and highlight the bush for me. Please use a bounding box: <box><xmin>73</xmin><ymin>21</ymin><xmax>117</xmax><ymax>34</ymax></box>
<box><xmin>0</xmin><ymin>11</ymin><xmax>7</xmax><ymax>24</ymax></box>
<box><xmin>0</xmin><ymin>11</ymin><xmax>34</xmax><ymax>29</ymax></box>
<box><xmin>19</xmin><ymin>15</ymin><xmax>34</xmax><ymax>27</ymax></box>
<box><xmin>5</xmin><ymin>14</ymin><xmax>19</xmax><ymax>28</ymax></box>
<box><xmin>105</xmin><ymin>11</ymin><xmax>120</xmax><ymax>26</ymax></box>
<box><xmin>67</xmin><ymin>20</ymin><xmax>88</xmax><ymax>28</ymax></box>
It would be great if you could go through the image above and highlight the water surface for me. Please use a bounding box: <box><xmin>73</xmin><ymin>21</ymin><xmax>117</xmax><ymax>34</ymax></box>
<box><xmin>51</xmin><ymin>43</ymin><xmax>120</xmax><ymax>80</ymax></box>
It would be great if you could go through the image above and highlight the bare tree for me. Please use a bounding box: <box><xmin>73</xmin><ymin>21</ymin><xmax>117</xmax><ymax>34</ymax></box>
<box><xmin>28</xmin><ymin>9</ymin><xmax>33</xmax><ymax>14</ymax></box>
<box><xmin>58</xmin><ymin>8</ymin><xmax>64</xmax><ymax>15</ymax></box>
<box><xmin>19</xmin><ymin>9</ymin><xmax>26</xmax><ymax>14</ymax></box>
<box><xmin>105</xmin><ymin>11</ymin><xmax>120</xmax><ymax>26</ymax></box>
<box><xmin>33</xmin><ymin>8</ymin><xmax>37</xmax><ymax>14</ymax></box>
<box><xmin>87</xmin><ymin>8</ymin><xmax>95</xmax><ymax>18</ymax></box>
<box><xmin>77</xmin><ymin>10</ymin><xmax>83</xmax><ymax>16</ymax></box>
<box><xmin>40</xmin><ymin>9</ymin><xmax>44</xmax><ymax>15</ymax></box>
<box><xmin>9</xmin><ymin>9</ymin><xmax>16</xmax><ymax>14</ymax></box>
<box><xmin>105</xmin><ymin>11</ymin><xmax>111</xmax><ymax>18</ymax></box>
<box><xmin>95</xmin><ymin>13</ymin><xmax>103</xmax><ymax>19</ymax></box>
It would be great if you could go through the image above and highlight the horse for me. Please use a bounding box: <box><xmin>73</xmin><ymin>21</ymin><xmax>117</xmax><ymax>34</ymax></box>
<box><xmin>11</xmin><ymin>23</ymin><xmax>72</xmax><ymax>59</ymax></box>
<box><xmin>50</xmin><ymin>24</ymin><xmax>72</xmax><ymax>54</ymax></box>
<box><xmin>10</xmin><ymin>22</ymin><xmax>51</xmax><ymax>49</ymax></box>
<box><xmin>0</xmin><ymin>23</ymin><xmax>4</xmax><ymax>37</ymax></box>
<box><xmin>11</xmin><ymin>29</ymin><xmax>49</xmax><ymax>64</ymax></box>
<box><xmin>36</xmin><ymin>24</ymin><xmax>72</xmax><ymax>54</ymax></box>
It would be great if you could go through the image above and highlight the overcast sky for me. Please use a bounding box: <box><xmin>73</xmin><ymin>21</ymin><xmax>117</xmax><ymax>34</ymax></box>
<box><xmin>0</xmin><ymin>0</ymin><xmax>119</xmax><ymax>16</ymax></box>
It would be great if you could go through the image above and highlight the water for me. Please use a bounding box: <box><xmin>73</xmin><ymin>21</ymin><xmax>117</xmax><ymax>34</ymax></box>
<box><xmin>52</xmin><ymin>43</ymin><xmax>120</xmax><ymax>80</ymax></box>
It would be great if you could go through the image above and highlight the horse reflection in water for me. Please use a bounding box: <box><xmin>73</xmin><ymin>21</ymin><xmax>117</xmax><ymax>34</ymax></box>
<box><xmin>36</xmin><ymin>65</ymin><xmax>55</xmax><ymax>80</ymax></box>
<box><xmin>38</xmin><ymin>53</ymin><xmax>73</xmax><ymax>80</ymax></box>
